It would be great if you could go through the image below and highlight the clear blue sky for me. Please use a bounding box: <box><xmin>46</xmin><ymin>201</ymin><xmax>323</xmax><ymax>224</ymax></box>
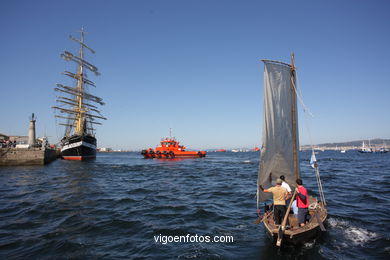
<box><xmin>1</xmin><ymin>0</ymin><xmax>389</xmax><ymax>150</ymax></box>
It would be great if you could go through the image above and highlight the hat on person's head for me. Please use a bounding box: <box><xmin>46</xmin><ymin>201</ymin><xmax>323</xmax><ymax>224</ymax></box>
<box><xmin>276</xmin><ymin>178</ymin><xmax>282</xmax><ymax>185</ymax></box>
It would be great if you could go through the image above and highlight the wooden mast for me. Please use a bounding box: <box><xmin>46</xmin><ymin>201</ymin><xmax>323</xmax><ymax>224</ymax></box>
<box><xmin>290</xmin><ymin>53</ymin><xmax>299</xmax><ymax>180</ymax></box>
<box><xmin>75</xmin><ymin>29</ymin><xmax>85</xmax><ymax>135</ymax></box>
<box><xmin>275</xmin><ymin>54</ymin><xmax>300</xmax><ymax>247</ymax></box>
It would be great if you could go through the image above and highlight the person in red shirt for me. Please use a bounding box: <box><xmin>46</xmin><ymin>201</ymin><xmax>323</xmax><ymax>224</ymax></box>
<box><xmin>296</xmin><ymin>178</ymin><xmax>309</xmax><ymax>227</ymax></box>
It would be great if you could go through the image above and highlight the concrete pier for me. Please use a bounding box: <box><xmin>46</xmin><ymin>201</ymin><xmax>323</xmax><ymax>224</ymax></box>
<box><xmin>0</xmin><ymin>148</ymin><xmax>58</xmax><ymax>166</ymax></box>
<box><xmin>0</xmin><ymin>113</ymin><xmax>60</xmax><ymax>166</ymax></box>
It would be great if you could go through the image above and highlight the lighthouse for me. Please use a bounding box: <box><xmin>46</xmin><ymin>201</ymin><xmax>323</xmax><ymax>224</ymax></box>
<box><xmin>28</xmin><ymin>113</ymin><xmax>36</xmax><ymax>147</ymax></box>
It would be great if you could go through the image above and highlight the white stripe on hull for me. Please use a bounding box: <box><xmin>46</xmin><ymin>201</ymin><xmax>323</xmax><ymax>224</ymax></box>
<box><xmin>61</xmin><ymin>141</ymin><xmax>96</xmax><ymax>152</ymax></box>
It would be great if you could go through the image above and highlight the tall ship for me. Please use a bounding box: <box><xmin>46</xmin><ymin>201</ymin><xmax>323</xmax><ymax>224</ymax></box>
<box><xmin>53</xmin><ymin>29</ymin><xmax>106</xmax><ymax>160</ymax></box>
<box><xmin>256</xmin><ymin>55</ymin><xmax>327</xmax><ymax>246</ymax></box>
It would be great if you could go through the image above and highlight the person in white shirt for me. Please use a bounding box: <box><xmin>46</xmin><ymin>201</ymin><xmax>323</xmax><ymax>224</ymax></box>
<box><xmin>291</xmin><ymin>199</ymin><xmax>298</xmax><ymax>215</ymax></box>
<box><xmin>280</xmin><ymin>175</ymin><xmax>292</xmax><ymax>205</ymax></box>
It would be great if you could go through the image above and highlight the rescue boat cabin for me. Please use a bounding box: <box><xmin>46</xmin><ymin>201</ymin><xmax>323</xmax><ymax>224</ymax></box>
<box><xmin>156</xmin><ymin>138</ymin><xmax>186</xmax><ymax>152</ymax></box>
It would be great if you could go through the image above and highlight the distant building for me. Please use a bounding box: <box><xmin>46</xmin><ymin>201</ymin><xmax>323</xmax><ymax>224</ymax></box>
<box><xmin>9</xmin><ymin>136</ymin><xmax>29</xmax><ymax>144</ymax></box>
<box><xmin>98</xmin><ymin>147</ymin><xmax>112</xmax><ymax>152</ymax></box>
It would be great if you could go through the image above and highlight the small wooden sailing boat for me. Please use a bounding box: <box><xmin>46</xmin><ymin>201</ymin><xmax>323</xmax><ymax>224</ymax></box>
<box><xmin>256</xmin><ymin>55</ymin><xmax>327</xmax><ymax>246</ymax></box>
<box><xmin>53</xmin><ymin>29</ymin><xmax>106</xmax><ymax>160</ymax></box>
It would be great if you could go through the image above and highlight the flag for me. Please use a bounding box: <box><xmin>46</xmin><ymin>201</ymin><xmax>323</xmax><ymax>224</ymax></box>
<box><xmin>310</xmin><ymin>151</ymin><xmax>317</xmax><ymax>168</ymax></box>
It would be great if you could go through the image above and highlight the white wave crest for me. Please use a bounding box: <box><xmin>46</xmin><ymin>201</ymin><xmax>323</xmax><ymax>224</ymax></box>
<box><xmin>344</xmin><ymin>227</ymin><xmax>378</xmax><ymax>246</ymax></box>
<box><xmin>235</xmin><ymin>224</ymin><xmax>246</xmax><ymax>229</ymax></box>
<box><xmin>303</xmin><ymin>240</ymin><xmax>316</xmax><ymax>249</ymax></box>
<box><xmin>328</xmin><ymin>217</ymin><xmax>348</xmax><ymax>228</ymax></box>
<box><xmin>328</xmin><ymin>218</ymin><xmax>378</xmax><ymax>246</ymax></box>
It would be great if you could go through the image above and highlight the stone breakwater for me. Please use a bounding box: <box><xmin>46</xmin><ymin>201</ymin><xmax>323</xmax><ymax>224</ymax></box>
<box><xmin>0</xmin><ymin>147</ymin><xmax>58</xmax><ymax>166</ymax></box>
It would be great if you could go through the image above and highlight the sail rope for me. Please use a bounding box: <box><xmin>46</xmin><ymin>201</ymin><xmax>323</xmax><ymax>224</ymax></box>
<box><xmin>293</xmin><ymin>72</ymin><xmax>326</xmax><ymax>205</ymax></box>
<box><xmin>291</xmin><ymin>73</ymin><xmax>314</xmax><ymax>118</ymax></box>
<box><xmin>311</xmin><ymin>150</ymin><xmax>327</xmax><ymax>205</ymax></box>
<box><xmin>317</xmin><ymin>164</ymin><xmax>327</xmax><ymax>205</ymax></box>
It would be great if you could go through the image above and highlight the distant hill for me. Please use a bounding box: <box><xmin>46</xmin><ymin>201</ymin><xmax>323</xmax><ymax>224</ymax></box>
<box><xmin>315</xmin><ymin>138</ymin><xmax>390</xmax><ymax>147</ymax></box>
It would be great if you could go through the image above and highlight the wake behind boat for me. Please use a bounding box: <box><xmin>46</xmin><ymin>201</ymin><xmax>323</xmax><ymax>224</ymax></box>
<box><xmin>53</xmin><ymin>29</ymin><xmax>107</xmax><ymax>160</ymax></box>
<box><xmin>256</xmin><ymin>55</ymin><xmax>327</xmax><ymax>246</ymax></box>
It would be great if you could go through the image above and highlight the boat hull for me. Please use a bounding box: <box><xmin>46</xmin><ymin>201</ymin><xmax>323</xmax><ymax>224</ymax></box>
<box><xmin>264</xmin><ymin>220</ymin><xmax>325</xmax><ymax>246</ymax></box>
<box><xmin>261</xmin><ymin>197</ymin><xmax>327</xmax><ymax>246</ymax></box>
<box><xmin>61</xmin><ymin>135</ymin><xmax>96</xmax><ymax>160</ymax></box>
<box><xmin>141</xmin><ymin>150</ymin><xmax>206</xmax><ymax>159</ymax></box>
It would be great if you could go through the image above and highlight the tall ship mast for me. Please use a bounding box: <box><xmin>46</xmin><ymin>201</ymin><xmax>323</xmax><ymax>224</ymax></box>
<box><xmin>53</xmin><ymin>29</ymin><xmax>106</xmax><ymax>160</ymax></box>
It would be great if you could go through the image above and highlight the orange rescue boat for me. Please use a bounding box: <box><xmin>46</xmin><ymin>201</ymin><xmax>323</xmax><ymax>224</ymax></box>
<box><xmin>141</xmin><ymin>137</ymin><xmax>206</xmax><ymax>159</ymax></box>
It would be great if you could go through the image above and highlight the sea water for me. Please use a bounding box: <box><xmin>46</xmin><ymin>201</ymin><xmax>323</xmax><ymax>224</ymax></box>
<box><xmin>0</xmin><ymin>151</ymin><xmax>389</xmax><ymax>259</ymax></box>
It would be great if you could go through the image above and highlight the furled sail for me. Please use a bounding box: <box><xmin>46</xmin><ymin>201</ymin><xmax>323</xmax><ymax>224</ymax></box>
<box><xmin>257</xmin><ymin>60</ymin><xmax>300</xmax><ymax>202</ymax></box>
<box><xmin>53</xmin><ymin>29</ymin><xmax>105</xmax><ymax>139</ymax></box>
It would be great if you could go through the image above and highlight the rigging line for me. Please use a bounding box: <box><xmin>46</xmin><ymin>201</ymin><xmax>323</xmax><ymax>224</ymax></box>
<box><xmin>292</xmin><ymin>73</ymin><xmax>314</xmax><ymax>118</ymax></box>
<box><xmin>292</xmin><ymin>73</ymin><xmax>316</xmax><ymax>151</ymax></box>
<box><xmin>316</xmin><ymin>166</ymin><xmax>326</xmax><ymax>205</ymax></box>
<box><xmin>293</xmin><ymin>67</ymin><xmax>326</xmax><ymax>203</ymax></box>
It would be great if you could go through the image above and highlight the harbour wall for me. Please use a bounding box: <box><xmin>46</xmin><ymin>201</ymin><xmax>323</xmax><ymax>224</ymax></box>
<box><xmin>0</xmin><ymin>148</ymin><xmax>58</xmax><ymax>166</ymax></box>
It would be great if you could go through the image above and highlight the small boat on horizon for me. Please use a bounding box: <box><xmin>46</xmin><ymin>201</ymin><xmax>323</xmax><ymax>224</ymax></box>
<box><xmin>141</xmin><ymin>137</ymin><xmax>206</xmax><ymax>159</ymax></box>
<box><xmin>358</xmin><ymin>141</ymin><xmax>373</xmax><ymax>153</ymax></box>
<box><xmin>374</xmin><ymin>141</ymin><xmax>389</xmax><ymax>153</ymax></box>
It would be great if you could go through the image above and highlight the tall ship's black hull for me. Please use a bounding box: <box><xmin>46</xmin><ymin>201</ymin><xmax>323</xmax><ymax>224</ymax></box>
<box><xmin>61</xmin><ymin>135</ymin><xmax>96</xmax><ymax>160</ymax></box>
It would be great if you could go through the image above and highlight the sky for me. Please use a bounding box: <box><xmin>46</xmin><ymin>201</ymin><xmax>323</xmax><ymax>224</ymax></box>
<box><xmin>1</xmin><ymin>0</ymin><xmax>389</xmax><ymax>150</ymax></box>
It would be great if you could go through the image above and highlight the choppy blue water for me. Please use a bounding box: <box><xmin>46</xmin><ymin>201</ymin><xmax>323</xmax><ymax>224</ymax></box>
<box><xmin>0</xmin><ymin>151</ymin><xmax>389</xmax><ymax>259</ymax></box>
